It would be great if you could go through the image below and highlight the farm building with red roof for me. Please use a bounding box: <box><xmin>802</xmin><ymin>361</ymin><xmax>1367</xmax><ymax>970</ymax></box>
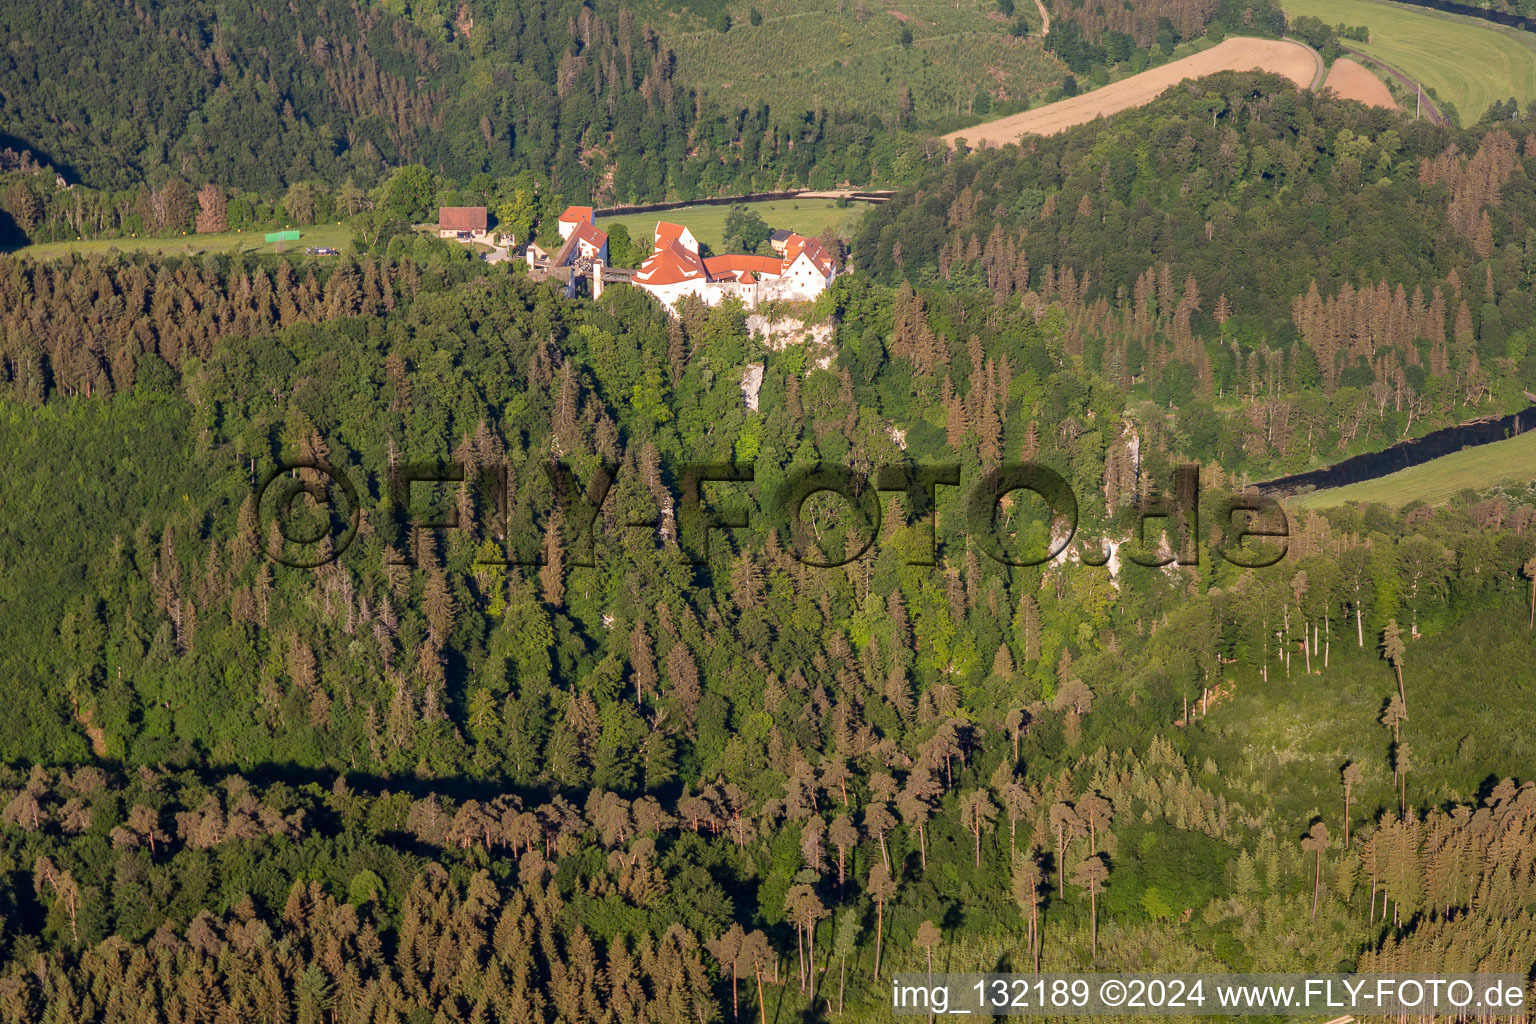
<box><xmin>438</xmin><ymin>206</ymin><xmax>493</xmax><ymax>242</ymax></box>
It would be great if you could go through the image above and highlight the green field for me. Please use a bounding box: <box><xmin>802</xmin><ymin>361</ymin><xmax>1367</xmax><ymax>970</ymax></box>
<box><xmin>662</xmin><ymin>0</ymin><xmax>1060</xmax><ymax>126</ymax></box>
<box><xmin>1287</xmin><ymin>427</ymin><xmax>1536</xmax><ymax>509</ymax></box>
<box><xmin>1190</xmin><ymin>601</ymin><xmax>1536</xmax><ymax>825</ymax></box>
<box><xmin>1282</xmin><ymin>0</ymin><xmax>1536</xmax><ymax>122</ymax></box>
<box><xmin>597</xmin><ymin>198</ymin><xmax>867</xmax><ymax>251</ymax></box>
<box><xmin>10</xmin><ymin>222</ymin><xmax>355</xmax><ymax>260</ymax></box>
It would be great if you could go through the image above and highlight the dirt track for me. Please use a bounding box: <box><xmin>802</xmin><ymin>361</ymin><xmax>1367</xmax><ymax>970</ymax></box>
<box><xmin>1340</xmin><ymin>45</ymin><xmax>1447</xmax><ymax>125</ymax></box>
<box><xmin>1321</xmin><ymin>57</ymin><xmax>1397</xmax><ymax>110</ymax></box>
<box><xmin>944</xmin><ymin>36</ymin><xmax>1321</xmax><ymax>147</ymax></box>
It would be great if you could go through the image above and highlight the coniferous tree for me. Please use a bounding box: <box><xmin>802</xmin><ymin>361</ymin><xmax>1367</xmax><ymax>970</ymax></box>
<box><xmin>1380</xmin><ymin>620</ymin><xmax>1407</xmax><ymax>709</ymax></box>
<box><xmin>1010</xmin><ymin>852</ymin><xmax>1043</xmax><ymax>974</ymax></box>
<box><xmin>1340</xmin><ymin>763</ymin><xmax>1362</xmax><ymax>849</ymax></box>
<box><xmin>1300</xmin><ymin>822</ymin><xmax>1330</xmax><ymax>918</ymax></box>
<box><xmin>867</xmin><ymin>863</ymin><xmax>897</xmax><ymax>981</ymax></box>
<box><xmin>1069</xmin><ymin>856</ymin><xmax>1108</xmax><ymax>959</ymax></box>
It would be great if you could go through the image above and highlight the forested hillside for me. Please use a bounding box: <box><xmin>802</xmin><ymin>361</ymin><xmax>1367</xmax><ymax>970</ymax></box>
<box><xmin>0</xmin><ymin>0</ymin><xmax>913</xmax><ymax>215</ymax></box>
<box><xmin>1044</xmin><ymin>0</ymin><xmax>1288</xmax><ymax>75</ymax></box>
<box><xmin>861</xmin><ymin>71</ymin><xmax>1536</xmax><ymax>477</ymax></box>
<box><xmin>2</xmin><ymin>41</ymin><xmax>1536</xmax><ymax>1022</ymax></box>
<box><xmin>1</xmin><ymin>242</ymin><xmax>1534</xmax><ymax>1018</ymax></box>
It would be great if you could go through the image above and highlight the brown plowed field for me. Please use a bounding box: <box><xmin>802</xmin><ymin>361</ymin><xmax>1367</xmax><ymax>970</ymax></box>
<box><xmin>944</xmin><ymin>37</ymin><xmax>1321</xmax><ymax>147</ymax></box>
<box><xmin>1321</xmin><ymin>57</ymin><xmax>1397</xmax><ymax>110</ymax></box>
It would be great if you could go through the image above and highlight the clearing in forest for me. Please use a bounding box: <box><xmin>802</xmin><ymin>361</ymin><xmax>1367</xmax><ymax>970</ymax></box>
<box><xmin>664</xmin><ymin>0</ymin><xmax>1059</xmax><ymax>125</ymax></box>
<box><xmin>1321</xmin><ymin>56</ymin><xmax>1398</xmax><ymax>110</ymax></box>
<box><xmin>11</xmin><ymin>223</ymin><xmax>355</xmax><ymax>260</ymax></box>
<box><xmin>944</xmin><ymin>36</ymin><xmax>1320</xmax><ymax>147</ymax></box>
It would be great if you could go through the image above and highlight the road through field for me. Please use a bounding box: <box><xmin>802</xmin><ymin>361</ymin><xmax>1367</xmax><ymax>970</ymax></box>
<box><xmin>945</xmin><ymin>36</ymin><xmax>1320</xmax><ymax>146</ymax></box>
<box><xmin>1342</xmin><ymin>46</ymin><xmax>1446</xmax><ymax>123</ymax></box>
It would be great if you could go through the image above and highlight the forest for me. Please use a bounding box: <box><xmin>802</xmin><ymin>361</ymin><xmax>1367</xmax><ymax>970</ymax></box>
<box><xmin>0</xmin><ymin>0</ymin><xmax>1308</xmax><ymax>251</ymax></box>
<box><xmin>0</xmin><ymin>0</ymin><xmax>926</xmax><ymax>248</ymax></box>
<box><xmin>1</xmin><ymin>16</ymin><xmax>1535</xmax><ymax>1022</ymax></box>
<box><xmin>1042</xmin><ymin>0</ymin><xmax>1287</xmax><ymax>76</ymax></box>
<box><xmin>859</xmin><ymin>71</ymin><xmax>1536</xmax><ymax>479</ymax></box>
<box><xmin>0</xmin><ymin>243</ymin><xmax>1533</xmax><ymax>1019</ymax></box>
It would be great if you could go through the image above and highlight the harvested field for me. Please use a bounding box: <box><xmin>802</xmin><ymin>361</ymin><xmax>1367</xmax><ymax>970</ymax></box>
<box><xmin>944</xmin><ymin>36</ymin><xmax>1320</xmax><ymax>147</ymax></box>
<box><xmin>1321</xmin><ymin>57</ymin><xmax>1398</xmax><ymax>109</ymax></box>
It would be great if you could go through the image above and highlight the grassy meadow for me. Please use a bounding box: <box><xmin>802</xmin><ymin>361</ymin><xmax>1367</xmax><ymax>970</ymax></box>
<box><xmin>1281</xmin><ymin>0</ymin><xmax>1536</xmax><ymax>122</ymax></box>
<box><xmin>661</xmin><ymin>0</ymin><xmax>1061</xmax><ymax>126</ymax></box>
<box><xmin>597</xmin><ymin>198</ymin><xmax>867</xmax><ymax>251</ymax></box>
<box><xmin>10</xmin><ymin>200</ymin><xmax>863</xmax><ymax>264</ymax></box>
<box><xmin>12</xmin><ymin>222</ymin><xmax>356</xmax><ymax>260</ymax></box>
<box><xmin>1287</xmin><ymin>428</ymin><xmax>1536</xmax><ymax>509</ymax></box>
<box><xmin>1188</xmin><ymin>600</ymin><xmax>1536</xmax><ymax>829</ymax></box>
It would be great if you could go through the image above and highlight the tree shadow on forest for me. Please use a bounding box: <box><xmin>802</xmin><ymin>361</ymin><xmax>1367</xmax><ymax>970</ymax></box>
<box><xmin>0</xmin><ymin>132</ymin><xmax>77</xmax><ymax>182</ymax></box>
<box><xmin>0</xmin><ymin>208</ymin><xmax>26</xmax><ymax>252</ymax></box>
<box><xmin>0</xmin><ymin>132</ymin><xmax>80</xmax><ymax>251</ymax></box>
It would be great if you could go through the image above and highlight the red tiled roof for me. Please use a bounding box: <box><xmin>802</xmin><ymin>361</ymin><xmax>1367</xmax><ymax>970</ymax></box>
<box><xmin>636</xmin><ymin>221</ymin><xmax>833</xmax><ymax>295</ymax></box>
<box><xmin>439</xmin><ymin>206</ymin><xmax>487</xmax><ymax>231</ymax></box>
<box><xmin>635</xmin><ymin>239</ymin><xmax>708</xmax><ymax>286</ymax></box>
<box><xmin>572</xmin><ymin>222</ymin><xmax>608</xmax><ymax>249</ymax></box>
<box><xmin>558</xmin><ymin>205</ymin><xmax>595</xmax><ymax>224</ymax></box>
<box><xmin>782</xmin><ymin>233</ymin><xmax>834</xmax><ymax>276</ymax></box>
<box><xmin>654</xmin><ymin>221</ymin><xmax>697</xmax><ymax>252</ymax></box>
<box><xmin>703</xmin><ymin>254</ymin><xmax>784</xmax><ymax>279</ymax></box>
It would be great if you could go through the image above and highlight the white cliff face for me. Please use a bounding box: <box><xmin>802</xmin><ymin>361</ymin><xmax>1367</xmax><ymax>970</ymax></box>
<box><xmin>659</xmin><ymin>494</ymin><xmax>675</xmax><ymax>543</ymax></box>
<box><xmin>740</xmin><ymin>364</ymin><xmax>765</xmax><ymax>412</ymax></box>
<box><xmin>1048</xmin><ymin>534</ymin><xmax>1127</xmax><ymax>589</ymax></box>
<box><xmin>740</xmin><ymin>315</ymin><xmax>836</xmax><ymax>413</ymax></box>
<box><xmin>746</xmin><ymin>315</ymin><xmax>835</xmax><ymax>354</ymax></box>
<box><xmin>1049</xmin><ymin>525</ymin><xmax>1075</xmax><ymax>568</ymax></box>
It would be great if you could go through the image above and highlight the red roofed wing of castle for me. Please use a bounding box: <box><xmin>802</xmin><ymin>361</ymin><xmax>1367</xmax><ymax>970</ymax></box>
<box><xmin>635</xmin><ymin>239</ymin><xmax>708</xmax><ymax>285</ymax></box>
<box><xmin>703</xmin><ymin>254</ymin><xmax>784</xmax><ymax>279</ymax></box>
<box><xmin>654</xmin><ymin>221</ymin><xmax>697</xmax><ymax>253</ymax></box>
<box><xmin>781</xmin><ymin>233</ymin><xmax>834</xmax><ymax>275</ymax></box>
<box><xmin>572</xmin><ymin>221</ymin><xmax>608</xmax><ymax>249</ymax></box>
